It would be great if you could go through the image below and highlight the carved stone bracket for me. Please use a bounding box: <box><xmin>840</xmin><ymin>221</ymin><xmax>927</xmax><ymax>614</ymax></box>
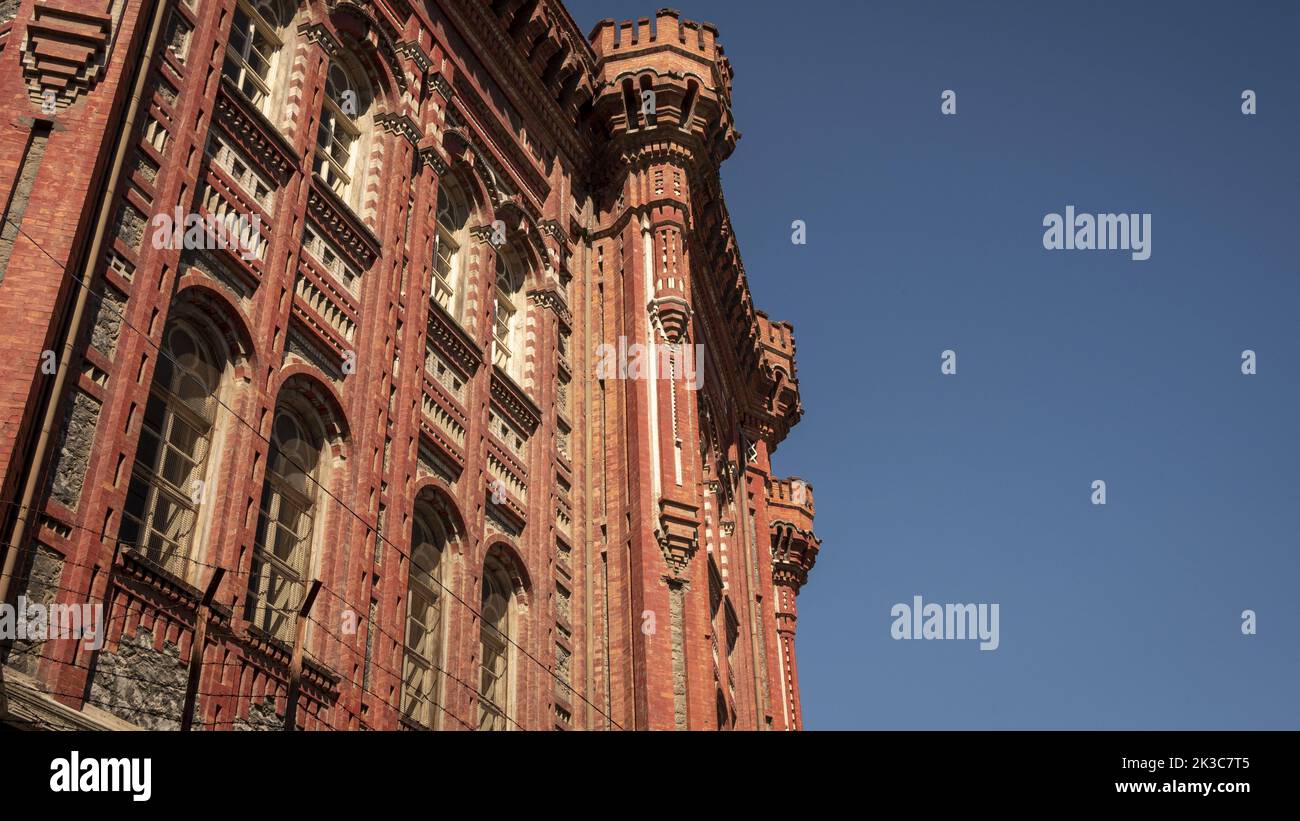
<box><xmin>649</xmin><ymin>295</ymin><xmax>692</xmax><ymax>344</ymax></box>
<box><xmin>657</xmin><ymin>497</ymin><xmax>700</xmax><ymax>579</ymax></box>
<box><xmin>21</xmin><ymin>2</ymin><xmax>112</xmax><ymax>113</ymax></box>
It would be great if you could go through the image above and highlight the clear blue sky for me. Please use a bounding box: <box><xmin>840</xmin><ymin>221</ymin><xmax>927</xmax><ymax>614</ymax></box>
<box><xmin>564</xmin><ymin>0</ymin><xmax>1300</xmax><ymax>728</ymax></box>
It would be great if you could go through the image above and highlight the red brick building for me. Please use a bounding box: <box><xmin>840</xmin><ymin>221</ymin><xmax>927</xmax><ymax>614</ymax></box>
<box><xmin>0</xmin><ymin>0</ymin><xmax>819</xmax><ymax>731</ymax></box>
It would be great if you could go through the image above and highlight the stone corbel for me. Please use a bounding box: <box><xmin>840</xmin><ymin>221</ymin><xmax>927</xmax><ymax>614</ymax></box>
<box><xmin>657</xmin><ymin>497</ymin><xmax>700</xmax><ymax>579</ymax></box>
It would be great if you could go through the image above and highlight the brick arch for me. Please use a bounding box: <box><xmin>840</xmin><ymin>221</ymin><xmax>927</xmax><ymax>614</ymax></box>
<box><xmin>327</xmin><ymin>0</ymin><xmax>409</xmax><ymax>106</ymax></box>
<box><xmin>442</xmin><ymin>126</ymin><xmax>515</xmax><ymax>212</ymax></box>
<box><xmin>439</xmin><ymin>161</ymin><xmax>495</xmax><ymax>229</ymax></box>
<box><xmin>437</xmin><ymin>145</ymin><xmax>506</xmax><ymax>341</ymax></box>
<box><xmin>609</xmin><ymin>65</ymin><xmax>711</xmax><ymax>90</ymax></box>
<box><xmin>481</xmin><ymin>539</ymin><xmax>531</xmax><ymax>608</ymax></box>
<box><xmin>493</xmin><ymin>199</ymin><xmax>548</xmax><ymax>278</ymax></box>
<box><xmin>267</xmin><ymin>366</ymin><xmax>351</xmax><ymax>455</ymax></box>
<box><xmin>170</xmin><ymin>278</ymin><xmax>259</xmax><ymax>378</ymax></box>
<box><xmin>411</xmin><ymin>478</ymin><xmax>468</xmax><ymax>553</ymax></box>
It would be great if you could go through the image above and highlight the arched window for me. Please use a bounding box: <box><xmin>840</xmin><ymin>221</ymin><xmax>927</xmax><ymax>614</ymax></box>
<box><xmin>246</xmin><ymin>405</ymin><xmax>323</xmax><ymax>642</ymax></box>
<box><xmin>492</xmin><ymin>253</ymin><xmax>525</xmax><ymax>380</ymax></box>
<box><xmin>432</xmin><ymin>183</ymin><xmax>469</xmax><ymax>318</ymax></box>
<box><xmin>402</xmin><ymin>505</ymin><xmax>448</xmax><ymax>727</ymax></box>
<box><xmin>222</xmin><ymin>0</ymin><xmax>292</xmax><ymax>115</ymax></box>
<box><xmin>314</xmin><ymin>62</ymin><xmax>366</xmax><ymax>202</ymax></box>
<box><xmin>121</xmin><ymin>321</ymin><xmax>222</xmax><ymax>581</ymax></box>
<box><xmin>477</xmin><ymin>558</ymin><xmax>513</xmax><ymax>730</ymax></box>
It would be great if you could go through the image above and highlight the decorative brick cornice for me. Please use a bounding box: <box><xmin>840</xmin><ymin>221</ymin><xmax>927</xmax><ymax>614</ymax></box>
<box><xmin>376</xmin><ymin>111</ymin><xmax>421</xmax><ymax>147</ymax></box>
<box><xmin>306</xmin><ymin>181</ymin><xmax>380</xmax><ymax>271</ymax></box>
<box><xmin>429</xmin><ymin>71</ymin><xmax>453</xmax><ymax>101</ymax></box>
<box><xmin>419</xmin><ymin>144</ymin><xmax>449</xmax><ymax>175</ymax></box>
<box><xmin>491</xmin><ymin>367</ymin><xmax>542</xmax><ymax>435</ymax></box>
<box><xmin>214</xmin><ymin>81</ymin><xmax>298</xmax><ymax>183</ymax></box>
<box><xmin>297</xmin><ymin>22</ymin><xmax>341</xmax><ymax>57</ymax></box>
<box><xmin>426</xmin><ymin>301</ymin><xmax>483</xmax><ymax>379</ymax></box>
<box><xmin>443</xmin><ymin>0</ymin><xmax>593</xmax><ymax>166</ymax></box>
<box><xmin>541</xmin><ymin>219</ymin><xmax>570</xmax><ymax>245</ymax></box>
<box><xmin>527</xmin><ymin>287</ymin><xmax>572</xmax><ymax>330</ymax></box>
<box><xmin>396</xmin><ymin>39</ymin><xmax>432</xmax><ymax>73</ymax></box>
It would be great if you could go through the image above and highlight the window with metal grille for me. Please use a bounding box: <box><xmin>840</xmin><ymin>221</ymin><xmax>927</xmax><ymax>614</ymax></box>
<box><xmin>120</xmin><ymin>322</ymin><xmax>220</xmax><ymax>582</ymax></box>
<box><xmin>477</xmin><ymin>563</ymin><xmax>511</xmax><ymax>730</ymax></box>
<box><xmin>246</xmin><ymin>408</ymin><xmax>321</xmax><ymax>642</ymax></box>
<box><xmin>402</xmin><ymin>507</ymin><xmax>447</xmax><ymax>727</ymax></box>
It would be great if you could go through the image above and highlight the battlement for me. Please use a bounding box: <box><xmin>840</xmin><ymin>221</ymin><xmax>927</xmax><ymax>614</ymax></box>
<box><xmin>757</xmin><ymin>312</ymin><xmax>796</xmax><ymax>358</ymax></box>
<box><xmin>589</xmin><ymin>9</ymin><xmax>724</xmax><ymax>65</ymax></box>
<box><xmin>768</xmin><ymin>476</ymin><xmax>815</xmax><ymax>517</ymax></box>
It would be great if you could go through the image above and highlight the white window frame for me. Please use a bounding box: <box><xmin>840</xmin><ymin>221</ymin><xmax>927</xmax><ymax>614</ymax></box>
<box><xmin>223</xmin><ymin>0</ymin><xmax>285</xmax><ymax>114</ymax></box>
<box><xmin>315</xmin><ymin>64</ymin><xmax>360</xmax><ymax>198</ymax></box>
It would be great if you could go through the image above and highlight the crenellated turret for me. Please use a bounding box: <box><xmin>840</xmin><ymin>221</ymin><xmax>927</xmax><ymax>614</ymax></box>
<box><xmin>588</xmin><ymin>9</ymin><xmax>738</xmax><ymax>167</ymax></box>
<box><xmin>765</xmin><ymin>475</ymin><xmax>820</xmax><ymax>730</ymax></box>
<box><xmin>766</xmin><ymin>476</ymin><xmax>819</xmax><ymax>591</ymax></box>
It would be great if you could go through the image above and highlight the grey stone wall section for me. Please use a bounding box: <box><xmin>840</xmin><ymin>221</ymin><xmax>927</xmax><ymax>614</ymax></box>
<box><xmin>89</xmin><ymin>631</ymin><xmax>189</xmax><ymax>727</ymax></box>
<box><xmin>669</xmin><ymin>583</ymin><xmax>687</xmax><ymax>729</ymax></box>
<box><xmin>0</xmin><ymin>121</ymin><xmax>49</xmax><ymax>283</ymax></box>
<box><xmin>0</xmin><ymin>0</ymin><xmax>21</xmax><ymax>24</ymax></box>
<box><xmin>5</xmin><ymin>543</ymin><xmax>66</xmax><ymax>675</ymax></box>
<box><xmin>49</xmin><ymin>389</ymin><xmax>102</xmax><ymax>510</ymax></box>
<box><xmin>89</xmin><ymin>286</ymin><xmax>127</xmax><ymax>358</ymax></box>
<box><xmin>115</xmin><ymin>203</ymin><xmax>146</xmax><ymax>248</ymax></box>
<box><xmin>89</xmin><ymin>628</ymin><xmax>188</xmax><ymax>730</ymax></box>
<box><xmin>232</xmin><ymin>697</ymin><xmax>282</xmax><ymax>730</ymax></box>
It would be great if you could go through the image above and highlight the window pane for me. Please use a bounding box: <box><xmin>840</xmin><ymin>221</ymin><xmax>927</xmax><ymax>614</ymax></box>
<box><xmin>134</xmin><ymin>428</ymin><xmax>161</xmax><ymax>475</ymax></box>
<box><xmin>247</xmin><ymin>40</ymin><xmax>273</xmax><ymax>77</ymax></box>
<box><xmin>160</xmin><ymin>442</ymin><xmax>199</xmax><ymax>489</ymax></box>
<box><xmin>150</xmin><ymin>492</ymin><xmax>190</xmax><ymax>542</ymax></box>
<box><xmin>143</xmin><ymin>393</ymin><xmax>167</xmax><ymax>435</ymax></box>
<box><xmin>228</xmin><ymin>17</ymin><xmax>250</xmax><ymax>56</ymax></box>
<box><xmin>119</xmin><ymin>510</ymin><xmax>142</xmax><ymax>547</ymax></box>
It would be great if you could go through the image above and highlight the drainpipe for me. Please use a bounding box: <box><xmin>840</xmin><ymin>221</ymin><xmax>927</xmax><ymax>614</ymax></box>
<box><xmin>0</xmin><ymin>0</ymin><xmax>167</xmax><ymax>607</ymax></box>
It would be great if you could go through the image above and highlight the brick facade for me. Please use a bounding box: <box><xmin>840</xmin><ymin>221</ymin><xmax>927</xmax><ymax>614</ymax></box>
<box><xmin>0</xmin><ymin>0</ymin><xmax>820</xmax><ymax>731</ymax></box>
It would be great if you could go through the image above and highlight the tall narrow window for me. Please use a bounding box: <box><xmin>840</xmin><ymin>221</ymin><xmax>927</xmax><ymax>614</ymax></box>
<box><xmin>432</xmin><ymin>184</ymin><xmax>467</xmax><ymax>317</ymax></box>
<box><xmin>246</xmin><ymin>407</ymin><xmax>322</xmax><ymax>642</ymax></box>
<box><xmin>315</xmin><ymin>63</ymin><xmax>361</xmax><ymax>199</ymax></box>
<box><xmin>222</xmin><ymin>0</ymin><xmax>289</xmax><ymax>114</ymax></box>
<box><xmin>477</xmin><ymin>563</ymin><xmax>512</xmax><ymax>730</ymax></box>
<box><xmin>402</xmin><ymin>507</ymin><xmax>447</xmax><ymax>727</ymax></box>
<box><xmin>492</xmin><ymin>254</ymin><xmax>523</xmax><ymax>378</ymax></box>
<box><xmin>121</xmin><ymin>322</ymin><xmax>221</xmax><ymax>580</ymax></box>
